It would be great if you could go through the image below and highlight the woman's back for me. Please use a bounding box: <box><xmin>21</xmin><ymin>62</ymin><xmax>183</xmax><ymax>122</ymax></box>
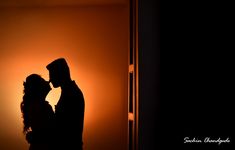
<box><xmin>28</xmin><ymin>101</ymin><xmax>55</xmax><ymax>150</ymax></box>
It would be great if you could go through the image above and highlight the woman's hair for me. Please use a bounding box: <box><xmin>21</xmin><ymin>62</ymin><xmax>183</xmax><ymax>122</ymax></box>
<box><xmin>20</xmin><ymin>74</ymin><xmax>50</xmax><ymax>134</ymax></box>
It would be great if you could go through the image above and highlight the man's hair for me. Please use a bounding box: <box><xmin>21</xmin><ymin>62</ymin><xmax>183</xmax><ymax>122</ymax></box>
<box><xmin>46</xmin><ymin>58</ymin><xmax>71</xmax><ymax>79</ymax></box>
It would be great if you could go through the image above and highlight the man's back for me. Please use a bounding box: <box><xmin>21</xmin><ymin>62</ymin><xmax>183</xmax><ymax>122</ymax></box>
<box><xmin>55</xmin><ymin>81</ymin><xmax>85</xmax><ymax>150</ymax></box>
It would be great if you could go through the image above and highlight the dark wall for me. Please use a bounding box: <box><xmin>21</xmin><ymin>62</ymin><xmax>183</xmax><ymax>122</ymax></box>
<box><xmin>138</xmin><ymin>0</ymin><xmax>234</xmax><ymax>149</ymax></box>
<box><xmin>138</xmin><ymin>0</ymin><xmax>159</xmax><ymax>150</ymax></box>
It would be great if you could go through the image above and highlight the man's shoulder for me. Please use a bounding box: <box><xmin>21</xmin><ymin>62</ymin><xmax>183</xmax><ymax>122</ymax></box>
<box><xmin>70</xmin><ymin>81</ymin><xmax>84</xmax><ymax>96</ymax></box>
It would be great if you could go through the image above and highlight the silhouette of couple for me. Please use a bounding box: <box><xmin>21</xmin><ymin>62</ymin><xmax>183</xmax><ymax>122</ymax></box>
<box><xmin>20</xmin><ymin>58</ymin><xmax>85</xmax><ymax>150</ymax></box>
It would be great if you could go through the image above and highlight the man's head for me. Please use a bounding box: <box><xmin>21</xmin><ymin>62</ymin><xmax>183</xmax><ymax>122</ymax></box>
<box><xmin>46</xmin><ymin>58</ymin><xmax>71</xmax><ymax>88</ymax></box>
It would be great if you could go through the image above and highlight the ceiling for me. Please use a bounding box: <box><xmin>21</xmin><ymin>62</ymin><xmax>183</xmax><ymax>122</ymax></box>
<box><xmin>0</xmin><ymin>0</ymin><xmax>128</xmax><ymax>7</ymax></box>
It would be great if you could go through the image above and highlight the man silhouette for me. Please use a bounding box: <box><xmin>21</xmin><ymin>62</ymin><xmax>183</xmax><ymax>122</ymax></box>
<box><xmin>46</xmin><ymin>58</ymin><xmax>85</xmax><ymax>150</ymax></box>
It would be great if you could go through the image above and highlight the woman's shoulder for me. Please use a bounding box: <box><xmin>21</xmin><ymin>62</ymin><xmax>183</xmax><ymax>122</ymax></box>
<box><xmin>44</xmin><ymin>101</ymin><xmax>55</xmax><ymax>114</ymax></box>
<box><xmin>30</xmin><ymin>101</ymin><xmax>52</xmax><ymax>113</ymax></box>
<box><xmin>43</xmin><ymin>101</ymin><xmax>53</xmax><ymax>109</ymax></box>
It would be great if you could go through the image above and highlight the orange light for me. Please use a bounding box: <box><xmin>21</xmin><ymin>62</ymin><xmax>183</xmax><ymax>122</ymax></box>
<box><xmin>0</xmin><ymin>5</ymin><xmax>128</xmax><ymax>150</ymax></box>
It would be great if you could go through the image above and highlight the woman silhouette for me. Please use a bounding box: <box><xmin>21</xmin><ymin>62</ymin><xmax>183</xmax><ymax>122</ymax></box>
<box><xmin>20</xmin><ymin>74</ymin><xmax>55</xmax><ymax>150</ymax></box>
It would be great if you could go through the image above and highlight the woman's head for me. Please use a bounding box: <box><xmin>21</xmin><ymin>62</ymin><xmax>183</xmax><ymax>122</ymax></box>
<box><xmin>23</xmin><ymin>74</ymin><xmax>51</xmax><ymax>99</ymax></box>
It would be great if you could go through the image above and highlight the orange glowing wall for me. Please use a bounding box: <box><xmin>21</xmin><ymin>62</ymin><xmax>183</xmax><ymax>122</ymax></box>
<box><xmin>0</xmin><ymin>5</ymin><xmax>128</xmax><ymax>150</ymax></box>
